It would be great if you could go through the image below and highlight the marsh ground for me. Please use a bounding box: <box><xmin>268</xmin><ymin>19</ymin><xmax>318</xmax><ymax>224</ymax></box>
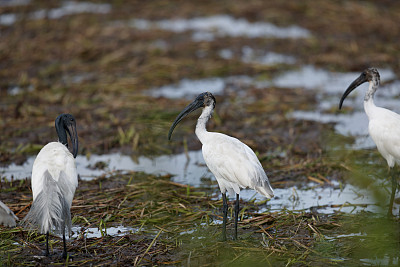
<box><xmin>1</xmin><ymin>0</ymin><xmax>400</xmax><ymax>266</ymax></box>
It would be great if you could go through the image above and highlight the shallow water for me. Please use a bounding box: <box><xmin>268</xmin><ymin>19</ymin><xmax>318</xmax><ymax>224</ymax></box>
<box><xmin>2</xmin><ymin>150</ymin><xmax>397</xmax><ymax>215</ymax></box>
<box><xmin>218</xmin><ymin>47</ymin><xmax>296</xmax><ymax>65</ymax></box>
<box><xmin>71</xmin><ymin>225</ymin><xmax>137</xmax><ymax>239</ymax></box>
<box><xmin>148</xmin><ymin>65</ymin><xmax>400</xmax><ymax>150</ymax></box>
<box><xmin>147</xmin><ymin>75</ymin><xmax>260</xmax><ymax>99</ymax></box>
<box><xmin>31</xmin><ymin>1</ymin><xmax>111</xmax><ymax>20</ymax></box>
<box><xmin>279</xmin><ymin>65</ymin><xmax>398</xmax><ymax>149</ymax></box>
<box><xmin>0</xmin><ymin>150</ymin><xmax>208</xmax><ymax>184</ymax></box>
<box><xmin>255</xmin><ymin>182</ymin><xmax>386</xmax><ymax>214</ymax></box>
<box><xmin>360</xmin><ymin>256</ymin><xmax>399</xmax><ymax>266</ymax></box>
<box><xmin>130</xmin><ymin>15</ymin><xmax>311</xmax><ymax>41</ymax></box>
<box><xmin>0</xmin><ymin>0</ymin><xmax>30</xmax><ymax>6</ymax></box>
<box><xmin>149</xmin><ymin>77</ymin><xmax>225</xmax><ymax>99</ymax></box>
<box><xmin>0</xmin><ymin>1</ymin><xmax>111</xmax><ymax>26</ymax></box>
<box><xmin>240</xmin><ymin>46</ymin><xmax>296</xmax><ymax>65</ymax></box>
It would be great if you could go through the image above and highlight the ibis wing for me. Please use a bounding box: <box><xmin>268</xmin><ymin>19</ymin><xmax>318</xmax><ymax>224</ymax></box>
<box><xmin>369</xmin><ymin>110</ymin><xmax>400</xmax><ymax>167</ymax></box>
<box><xmin>23</xmin><ymin>170</ymin><xmax>74</xmax><ymax>235</ymax></box>
<box><xmin>202</xmin><ymin>133</ymin><xmax>272</xmax><ymax>195</ymax></box>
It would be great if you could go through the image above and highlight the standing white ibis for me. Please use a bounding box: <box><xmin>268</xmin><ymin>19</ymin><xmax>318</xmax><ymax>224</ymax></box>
<box><xmin>168</xmin><ymin>92</ymin><xmax>274</xmax><ymax>240</ymax></box>
<box><xmin>339</xmin><ymin>68</ymin><xmax>399</xmax><ymax>217</ymax></box>
<box><xmin>23</xmin><ymin>114</ymin><xmax>78</xmax><ymax>258</ymax></box>
<box><xmin>0</xmin><ymin>200</ymin><xmax>18</xmax><ymax>227</ymax></box>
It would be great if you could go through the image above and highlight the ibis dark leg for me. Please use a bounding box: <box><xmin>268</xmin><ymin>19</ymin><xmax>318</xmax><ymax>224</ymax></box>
<box><xmin>45</xmin><ymin>232</ymin><xmax>49</xmax><ymax>256</ymax></box>
<box><xmin>222</xmin><ymin>193</ymin><xmax>228</xmax><ymax>241</ymax></box>
<box><xmin>234</xmin><ymin>193</ymin><xmax>240</xmax><ymax>240</ymax></box>
<box><xmin>388</xmin><ymin>169</ymin><xmax>397</xmax><ymax>218</ymax></box>
<box><xmin>62</xmin><ymin>233</ymin><xmax>68</xmax><ymax>259</ymax></box>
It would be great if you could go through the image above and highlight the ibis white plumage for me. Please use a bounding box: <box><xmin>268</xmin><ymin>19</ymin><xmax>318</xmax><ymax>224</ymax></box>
<box><xmin>0</xmin><ymin>200</ymin><xmax>18</xmax><ymax>227</ymax></box>
<box><xmin>168</xmin><ymin>92</ymin><xmax>274</xmax><ymax>240</ymax></box>
<box><xmin>23</xmin><ymin>114</ymin><xmax>78</xmax><ymax>258</ymax></box>
<box><xmin>339</xmin><ymin>68</ymin><xmax>399</xmax><ymax>217</ymax></box>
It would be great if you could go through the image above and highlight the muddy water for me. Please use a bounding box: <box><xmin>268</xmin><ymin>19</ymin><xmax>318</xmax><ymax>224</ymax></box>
<box><xmin>0</xmin><ymin>1</ymin><xmax>111</xmax><ymax>25</ymax></box>
<box><xmin>3</xmin><ymin>150</ymin><xmax>397</xmax><ymax>215</ymax></box>
<box><xmin>130</xmin><ymin>15</ymin><xmax>311</xmax><ymax>41</ymax></box>
<box><xmin>281</xmin><ymin>66</ymin><xmax>398</xmax><ymax>149</ymax></box>
<box><xmin>3</xmin><ymin>62</ymin><xmax>400</xmax><ymax>215</ymax></box>
<box><xmin>148</xmin><ymin>65</ymin><xmax>399</xmax><ymax>150</ymax></box>
<box><xmin>3</xmin><ymin>63</ymin><xmax>400</xmax><ymax>217</ymax></box>
<box><xmin>71</xmin><ymin>225</ymin><xmax>137</xmax><ymax>239</ymax></box>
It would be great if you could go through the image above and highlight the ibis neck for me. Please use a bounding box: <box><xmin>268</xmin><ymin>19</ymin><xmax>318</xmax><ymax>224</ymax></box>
<box><xmin>363</xmin><ymin>81</ymin><xmax>378</xmax><ymax>119</ymax></box>
<box><xmin>195</xmin><ymin>105</ymin><xmax>213</xmax><ymax>144</ymax></box>
<box><xmin>364</xmin><ymin>79</ymin><xmax>379</xmax><ymax>102</ymax></box>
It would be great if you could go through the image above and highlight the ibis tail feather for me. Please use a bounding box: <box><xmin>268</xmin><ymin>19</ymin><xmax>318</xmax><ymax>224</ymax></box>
<box><xmin>23</xmin><ymin>170</ymin><xmax>72</xmax><ymax>236</ymax></box>
<box><xmin>254</xmin><ymin>184</ymin><xmax>274</xmax><ymax>199</ymax></box>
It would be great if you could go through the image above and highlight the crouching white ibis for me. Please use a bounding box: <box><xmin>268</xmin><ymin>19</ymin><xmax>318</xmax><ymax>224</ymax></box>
<box><xmin>339</xmin><ymin>68</ymin><xmax>399</xmax><ymax>217</ymax></box>
<box><xmin>168</xmin><ymin>92</ymin><xmax>274</xmax><ymax>240</ymax></box>
<box><xmin>23</xmin><ymin>114</ymin><xmax>78</xmax><ymax>258</ymax></box>
<box><xmin>0</xmin><ymin>200</ymin><xmax>18</xmax><ymax>227</ymax></box>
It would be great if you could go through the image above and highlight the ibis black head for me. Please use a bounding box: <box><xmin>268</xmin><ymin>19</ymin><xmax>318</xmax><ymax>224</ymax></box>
<box><xmin>55</xmin><ymin>114</ymin><xmax>79</xmax><ymax>158</ymax></box>
<box><xmin>339</xmin><ymin>68</ymin><xmax>380</xmax><ymax>109</ymax></box>
<box><xmin>168</xmin><ymin>92</ymin><xmax>216</xmax><ymax>140</ymax></box>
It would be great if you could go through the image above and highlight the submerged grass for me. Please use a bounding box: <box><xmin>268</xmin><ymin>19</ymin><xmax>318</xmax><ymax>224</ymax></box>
<box><xmin>1</xmin><ymin>171</ymin><xmax>398</xmax><ymax>266</ymax></box>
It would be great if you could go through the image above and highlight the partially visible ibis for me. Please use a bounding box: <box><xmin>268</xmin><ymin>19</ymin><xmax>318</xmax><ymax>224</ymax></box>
<box><xmin>0</xmin><ymin>200</ymin><xmax>18</xmax><ymax>227</ymax></box>
<box><xmin>23</xmin><ymin>114</ymin><xmax>78</xmax><ymax>258</ymax></box>
<box><xmin>339</xmin><ymin>68</ymin><xmax>399</xmax><ymax>217</ymax></box>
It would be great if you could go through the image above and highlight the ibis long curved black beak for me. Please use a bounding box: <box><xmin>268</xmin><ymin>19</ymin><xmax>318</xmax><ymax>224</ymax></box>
<box><xmin>168</xmin><ymin>99</ymin><xmax>204</xmax><ymax>140</ymax></box>
<box><xmin>339</xmin><ymin>73</ymin><xmax>368</xmax><ymax>109</ymax></box>
<box><xmin>66</xmin><ymin>123</ymin><xmax>78</xmax><ymax>158</ymax></box>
